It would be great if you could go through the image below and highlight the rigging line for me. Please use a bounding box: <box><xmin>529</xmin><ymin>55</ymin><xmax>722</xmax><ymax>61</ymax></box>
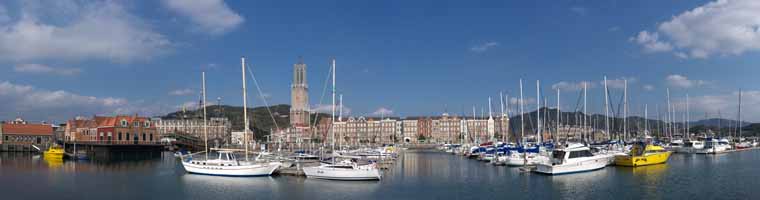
<box><xmin>308</xmin><ymin>60</ymin><xmax>334</xmax><ymax>129</ymax></box>
<box><xmin>246</xmin><ymin>64</ymin><xmax>280</xmax><ymax>132</ymax></box>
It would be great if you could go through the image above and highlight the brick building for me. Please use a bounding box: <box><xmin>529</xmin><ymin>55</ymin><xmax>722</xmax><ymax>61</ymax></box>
<box><xmin>0</xmin><ymin>119</ymin><xmax>54</xmax><ymax>151</ymax></box>
<box><xmin>65</xmin><ymin>115</ymin><xmax>158</xmax><ymax>145</ymax></box>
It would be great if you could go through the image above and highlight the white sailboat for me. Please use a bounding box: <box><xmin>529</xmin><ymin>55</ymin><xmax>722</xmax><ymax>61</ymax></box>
<box><xmin>535</xmin><ymin>143</ymin><xmax>609</xmax><ymax>175</ymax></box>
<box><xmin>303</xmin><ymin>58</ymin><xmax>382</xmax><ymax>181</ymax></box>
<box><xmin>505</xmin><ymin>80</ymin><xmax>549</xmax><ymax>166</ymax></box>
<box><xmin>181</xmin><ymin>57</ymin><xmax>280</xmax><ymax>177</ymax></box>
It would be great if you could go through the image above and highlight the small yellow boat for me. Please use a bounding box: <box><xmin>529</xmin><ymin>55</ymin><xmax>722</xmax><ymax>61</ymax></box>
<box><xmin>615</xmin><ymin>142</ymin><xmax>671</xmax><ymax>167</ymax></box>
<box><xmin>43</xmin><ymin>146</ymin><xmax>65</xmax><ymax>160</ymax></box>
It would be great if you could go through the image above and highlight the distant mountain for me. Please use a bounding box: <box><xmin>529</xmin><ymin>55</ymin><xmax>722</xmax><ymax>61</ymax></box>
<box><xmin>688</xmin><ymin>118</ymin><xmax>750</xmax><ymax>128</ymax></box>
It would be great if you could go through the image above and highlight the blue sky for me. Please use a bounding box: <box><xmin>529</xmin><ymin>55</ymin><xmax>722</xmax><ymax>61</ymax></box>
<box><xmin>2</xmin><ymin>0</ymin><xmax>760</xmax><ymax>123</ymax></box>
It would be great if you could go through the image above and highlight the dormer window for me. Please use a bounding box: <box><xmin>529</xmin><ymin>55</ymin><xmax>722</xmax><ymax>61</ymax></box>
<box><xmin>133</xmin><ymin>121</ymin><xmax>139</xmax><ymax>127</ymax></box>
<box><xmin>144</xmin><ymin>121</ymin><xmax>150</xmax><ymax>128</ymax></box>
<box><xmin>121</xmin><ymin>119</ymin><xmax>128</xmax><ymax>127</ymax></box>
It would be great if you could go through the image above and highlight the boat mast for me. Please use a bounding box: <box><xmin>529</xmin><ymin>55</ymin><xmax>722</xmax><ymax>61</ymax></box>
<box><xmin>604</xmin><ymin>76</ymin><xmax>610</xmax><ymax>141</ymax></box>
<box><xmin>500</xmin><ymin>92</ymin><xmax>505</xmax><ymax>142</ymax></box>
<box><xmin>331</xmin><ymin>58</ymin><xmax>336</xmax><ymax>151</ymax></box>
<box><xmin>686</xmin><ymin>94</ymin><xmax>690</xmax><ymax>140</ymax></box>
<box><xmin>519</xmin><ymin>79</ymin><xmax>525</xmax><ymax>146</ymax></box>
<box><xmin>623</xmin><ymin>79</ymin><xmax>627</xmax><ymax>141</ymax></box>
<box><xmin>202</xmin><ymin>72</ymin><xmax>208</xmax><ymax>160</ymax></box>
<box><xmin>556</xmin><ymin>88</ymin><xmax>560</xmax><ymax>143</ymax></box>
<box><xmin>583</xmin><ymin>82</ymin><xmax>587</xmax><ymax>144</ymax></box>
<box><xmin>536</xmin><ymin>80</ymin><xmax>541</xmax><ymax>145</ymax></box>
<box><xmin>738</xmin><ymin>90</ymin><xmax>742</xmax><ymax>139</ymax></box>
<box><xmin>666</xmin><ymin>88</ymin><xmax>672</xmax><ymax>139</ymax></box>
<box><xmin>645</xmin><ymin>104</ymin><xmax>648</xmax><ymax>137</ymax></box>
<box><xmin>241</xmin><ymin>57</ymin><xmax>249</xmax><ymax>161</ymax></box>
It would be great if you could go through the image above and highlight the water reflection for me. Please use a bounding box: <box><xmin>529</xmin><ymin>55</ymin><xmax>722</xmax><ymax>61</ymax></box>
<box><xmin>548</xmin><ymin>168</ymin><xmax>610</xmax><ymax>199</ymax></box>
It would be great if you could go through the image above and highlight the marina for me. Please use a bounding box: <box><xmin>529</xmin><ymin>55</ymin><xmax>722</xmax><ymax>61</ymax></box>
<box><xmin>2</xmin><ymin>149</ymin><xmax>760</xmax><ymax>199</ymax></box>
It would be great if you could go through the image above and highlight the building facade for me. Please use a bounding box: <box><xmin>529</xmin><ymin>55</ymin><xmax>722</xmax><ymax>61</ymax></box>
<box><xmin>154</xmin><ymin>117</ymin><xmax>231</xmax><ymax>143</ymax></box>
<box><xmin>66</xmin><ymin>115</ymin><xmax>158</xmax><ymax>145</ymax></box>
<box><xmin>0</xmin><ymin>118</ymin><xmax>54</xmax><ymax>151</ymax></box>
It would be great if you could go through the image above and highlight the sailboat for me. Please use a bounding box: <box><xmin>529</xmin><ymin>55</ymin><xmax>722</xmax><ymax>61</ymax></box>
<box><xmin>303</xmin><ymin>58</ymin><xmax>382</xmax><ymax>181</ymax></box>
<box><xmin>504</xmin><ymin>80</ymin><xmax>549</xmax><ymax>166</ymax></box>
<box><xmin>181</xmin><ymin>57</ymin><xmax>281</xmax><ymax>177</ymax></box>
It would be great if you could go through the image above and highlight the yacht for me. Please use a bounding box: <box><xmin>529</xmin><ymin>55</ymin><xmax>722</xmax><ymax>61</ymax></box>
<box><xmin>181</xmin><ymin>151</ymin><xmax>281</xmax><ymax>176</ymax></box>
<box><xmin>666</xmin><ymin>139</ymin><xmax>684</xmax><ymax>152</ymax></box>
<box><xmin>302</xmin><ymin>58</ymin><xmax>382</xmax><ymax>181</ymax></box>
<box><xmin>535</xmin><ymin>143</ymin><xmax>610</xmax><ymax>175</ymax></box>
<box><xmin>504</xmin><ymin>145</ymin><xmax>549</xmax><ymax>166</ymax></box>
<box><xmin>303</xmin><ymin>159</ymin><xmax>381</xmax><ymax>181</ymax></box>
<box><xmin>696</xmin><ymin>138</ymin><xmax>731</xmax><ymax>154</ymax></box>
<box><xmin>676</xmin><ymin>140</ymin><xmax>704</xmax><ymax>154</ymax></box>
<box><xmin>614</xmin><ymin>140</ymin><xmax>671</xmax><ymax>167</ymax></box>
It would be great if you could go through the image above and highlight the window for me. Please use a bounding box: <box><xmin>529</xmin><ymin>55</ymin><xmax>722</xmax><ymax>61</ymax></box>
<box><xmin>133</xmin><ymin>122</ymin><xmax>139</xmax><ymax>127</ymax></box>
<box><xmin>36</xmin><ymin>137</ymin><xmax>41</xmax><ymax>144</ymax></box>
<box><xmin>149</xmin><ymin>134</ymin><xmax>153</xmax><ymax>141</ymax></box>
<box><xmin>121</xmin><ymin>120</ymin><xmax>128</xmax><ymax>127</ymax></box>
<box><xmin>144</xmin><ymin>121</ymin><xmax>150</xmax><ymax>128</ymax></box>
<box><xmin>126</xmin><ymin>133</ymin><xmax>130</xmax><ymax>140</ymax></box>
<box><xmin>4</xmin><ymin>136</ymin><xmax>7</xmax><ymax>141</ymax></box>
<box><xmin>142</xmin><ymin>133</ymin><xmax>146</xmax><ymax>141</ymax></box>
<box><xmin>118</xmin><ymin>132</ymin><xmax>122</xmax><ymax>141</ymax></box>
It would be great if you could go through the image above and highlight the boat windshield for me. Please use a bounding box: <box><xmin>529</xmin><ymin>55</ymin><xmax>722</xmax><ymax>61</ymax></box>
<box><xmin>552</xmin><ymin>151</ymin><xmax>566</xmax><ymax>160</ymax></box>
<box><xmin>327</xmin><ymin>165</ymin><xmax>354</xmax><ymax>169</ymax></box>
<box><xmin>568</xmin><ymin>150</ymin><xmax>594</xmax><ymax>159</ymax></box>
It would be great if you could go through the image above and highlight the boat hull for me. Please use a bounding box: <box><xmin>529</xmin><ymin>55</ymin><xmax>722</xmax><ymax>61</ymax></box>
<box><xmin>303</xmin><ymin>166</ymin><xmax>381</xmax><ymax>181</ymax></box>
<box><xmin>181</xmin><ymin>161</ymin><xmax>280</xmax><ymax>177</ymax></box>
<box><xmin>614</xmin><ymin>152</ymin><xmax>671</xmax><ymax>167</ymax></box>
<box><xmin>535</xmin><ymin>157</ymin><xmax>608</xmax><ymax>175</ymax></box>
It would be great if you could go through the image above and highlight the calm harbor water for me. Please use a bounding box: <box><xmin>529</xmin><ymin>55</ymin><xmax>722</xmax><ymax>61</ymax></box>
<box><xmin>2</xmin><ymin>150</ymin><xmax>760</xmax><ymax>200</ymax></box>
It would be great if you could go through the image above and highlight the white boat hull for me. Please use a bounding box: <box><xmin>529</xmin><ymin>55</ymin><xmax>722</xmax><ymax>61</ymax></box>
<box><xmin>505</xmin><ymin>153</ymin><xmax>549</xmax><ymax>166</ymax></box>
<box><xmin>181</xmin><ymin>161</ymin><xmax>280</xmax><ymax>177</ymax></box>
<box><xmin>535</xmin><ymin>156</ymin><xmax>608</xmax><ymax>175</ymax></box>
<box><xmin>695</xmin><ymin>145</ymin><xmax>730</xmax><ymax>154</ymax></box>
<box><xmin>303</xmin><ymin>165</ymin><xmax>381</xmax><ymax>181</ymax></box>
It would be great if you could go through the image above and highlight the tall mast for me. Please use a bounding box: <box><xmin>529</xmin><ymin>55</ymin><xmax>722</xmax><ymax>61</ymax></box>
<box><xmin>738</xmin><ymin>90</ymin><xmax>743</xmax><ymax>138</ymax></box>
<box><xmin>500</xmin><ymin>92</ymin><xmax>505</xmax><ymax>142</ymax></box>
<box><xmin>556</xmin><ymin>88</ymin><xmax>560</xmax><ymax>143</ymax></box>
<box><xmin>519</xmin><ymin>79</ymin><xmax>525</xmax><ymax>145</ymax></box>
<box><xmin>686</xmin><ymin>94</ymin><xmax>690</xmax><ymax>139</ymax></box>
<box><xmin>339</xmin><ymin>94</ymin><xmax>343</xmax><ymax>121</ymax></box>
<box><xmin>604</xmin><ymin>76</ymin><xmax>610</xmax><ymax>141</ymax></box>
<box><xmin>645</xmin><ymin>104</ymin><xmax>648</xmax><ymax>137</ymax></box>
<box><xmin>202</xmin><ymin>72</ymin><xmax>208</xmax><ymax>160</ymax></box>
<box><xmin>666</xmin><ymin>88</ymin><xmax>672</xmax><ymax>139</ymax></box>
<box><xmin>241</xmin><ymin>57</ymin><xmax>250</xmax><ymax>160</ymax></box>
<box><xmin>583</xmin><ymin>82</ymin><xmax>587</xmax><ymax>143</ymax></box>
<box><xmin>623</xmin><ymin>79</ymin><xmax>627</xmax><ymax>141</ymax></box>
<box><xmin>505</xmin><ymin>94</ymin><xmax>510</xmax><ymax>143</ymax></box>
<box><xmin>331</xmin><ymin>58</ymin><xmax>336</xmax><ymax>151</ymax></box>
<box><xmin>536</xmin><ymin>80</ymin><xmax>541</xmax><ymax>144</ymax></box>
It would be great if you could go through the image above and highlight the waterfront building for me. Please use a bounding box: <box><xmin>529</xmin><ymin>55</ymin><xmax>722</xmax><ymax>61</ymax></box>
<box><xmin>0</xmin><ymin>118</ymin><xmax>54</xmax><ymax>151</ymax></box>
<box><xmin>462</xmin><ymin>118</ymin><xmax>490</xmax><ymax>144</ymax></box>
<box><xmin>431</xmin><ymin>113</ymin><xmax>461</xmax><ymax>144</ymax></box>
<box><xmin>65</xmin><ymin>115</ymin><xmax>158</xmax><ymax>145</ymax></box>
<box><xmin>417</xmin><ymin>118</ymin><xmax>432</xmax><ymax>142</ymax></box>
<box><xmin>290</xmin><ymin>58</ymin><xmax>310</xmax><ymax>127</ymax></box>
<box><xmin>153</xmin><ymin>117</ymin><xmax>231</xmax><ymax>144</ymax></box>
<box><xmin>402</xmin><ymin>119</ymin><xmax>418</xmax><ymax>143</ymax></box>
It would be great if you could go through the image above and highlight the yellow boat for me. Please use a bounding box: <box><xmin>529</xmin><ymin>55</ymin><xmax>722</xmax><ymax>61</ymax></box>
<box><xmin>615</xmin><ymin>142</ymin><xmax>671</xmax><ymax>167</ymax></box>
<box><xmin>43</xmin><ymin>146</ymin><xmax>65</xmax><ymax>160</ymax></box>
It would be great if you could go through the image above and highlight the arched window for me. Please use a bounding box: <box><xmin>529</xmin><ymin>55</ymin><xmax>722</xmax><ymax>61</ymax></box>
<box><xmin>121</xmin><ymin>119</ymin><xmax>128</xmax><ymax>127</ymax></box>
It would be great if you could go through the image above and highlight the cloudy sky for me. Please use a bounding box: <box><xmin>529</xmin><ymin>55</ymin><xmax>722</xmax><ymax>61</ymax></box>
<box><xmin>1</xmin><ymin>0</ymin><xmax>760</xmax><ymax>123</ymax></box>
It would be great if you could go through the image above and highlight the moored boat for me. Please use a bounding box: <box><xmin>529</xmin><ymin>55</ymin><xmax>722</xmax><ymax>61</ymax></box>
<box><xmin>614</xmin><ymin>141</ymin><xmax>671</xmax><ymax>167</ymax></box>
<box><xmin>535</xmin><ymin>143</ymin><xmax>609</xmax><ymax>175</ymax></box>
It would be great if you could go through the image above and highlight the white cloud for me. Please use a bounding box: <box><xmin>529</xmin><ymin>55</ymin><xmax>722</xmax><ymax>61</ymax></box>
<box><xmin>608</xmin><ymin>26</ymin><xmax>620</xmax><ymax>32</ymax></box>
<box><xmin>312</xmin><ymin>104</ymin><xmax>351</xmax><ymax>116</ymax></box>
<box><xmin>470</xmin><ymin>41</ymin><xmax>499</xmax><ymax>52</ymax></box>
<box><xmin>13</xmin><ymin>63</ymin><xmax>81</xmax><ymax>76</ymax></box>
<box><xmin>551</xmin><ymin>81</ymin><xmax>595</xmax><ymax>91</ymax></box>
<box><xmin>631</xmin><ymin>31</ymin><xmax>673</xmax><ymax>53</ymax></box>
<box><xmin>665</xmin><ymin>74</ymin><xmax>708</xmax><ymax>88</ymax></box>
<box><xmin>0</xmin><ymin>81</ymin><xmax>139</xmax><ymax>121</ymax></box>
<box><xmin>601</xmin><ymin>77</ymin><xmax>638</xmax><ymax>89</ymax></box>
<box><xmin>643</xmin><ymin>84</ymin><xmax>655</xmax><ymax>91</ymax></box>
<box><xmin>509</xmin><ymin>97</ymin><xmax>536</xmax><ymax>106</ymax></box>
<box><xmin>168</xmin><ymin>88</ymin><xmax>194</xmax><ymax>96</ymax></box>
<box><xmin>688</xmin><ymin>90</ymin><xmax>760</xmax><ymax>121</ymax></box>
<box><xmin>633</xmin><ymin>0</ymin><xmax>760</xmax><ymax>59</ymax></box>
<box><xmin>0</xmin><ymin>0</ymin><xmax>171</xmax><ymax>62</ymax></box>
<box><xmin>372</xmin><ymin>107</ymin><xmax>394</xmax><ymax>116</ymax></box>
<box><xmin>163</xmin><ymin>0</ymin><xmax>244</xmax><ymax>35</ymax></box>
